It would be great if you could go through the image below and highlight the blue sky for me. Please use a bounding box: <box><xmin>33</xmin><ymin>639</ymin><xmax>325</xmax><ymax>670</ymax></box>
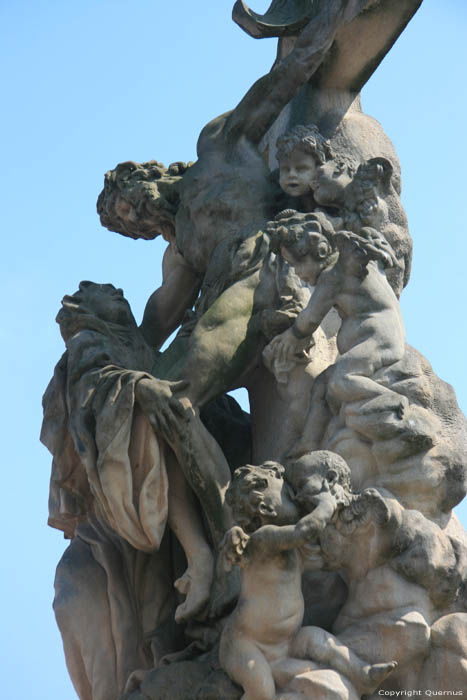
<box><xmin>1</xmin><ymin>1</ymin><xmax>466</xmax><ymax>697</ymax></box>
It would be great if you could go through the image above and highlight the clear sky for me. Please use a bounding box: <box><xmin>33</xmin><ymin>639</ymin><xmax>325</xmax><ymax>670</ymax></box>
<box><xmin>1</xmin><ymin>1</ymin><xmax>466</xmax><ymax>698</ymax></box>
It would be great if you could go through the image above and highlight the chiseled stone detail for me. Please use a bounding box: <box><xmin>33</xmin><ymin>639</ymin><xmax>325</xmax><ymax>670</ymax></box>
<box><xmin>42</xmin><ymin>2</ymin><xmax>466</xmax><ymax>698</ymax></box>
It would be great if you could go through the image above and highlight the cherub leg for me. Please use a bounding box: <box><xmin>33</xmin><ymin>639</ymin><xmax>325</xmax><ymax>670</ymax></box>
<box><xmin>326</xmin><ymin>342</ymin><xmax>405</xmax><ymax>412</ymax></box>
<box><xmin>165</xmin><ymin>449</ymin><xmax>214</xmax><ymax>624</ymax></box>
<box><xmin>220</xmin><ymin>636</ymin><xmax>276</xmax><ymax>700</ymax></box>
<box><xmin>291</xmin><ymin>626</ymin><xmax>396</xmax><ymax>696</ymax></box>
<box><xmin>270</xmin><ymin>656</ymin><xmax>320</xmax><ymax>689</ymax></box>
<box><xmin>337</xmin><ymin>609</ymin><xmax>431</xmax><ymax>667</ymax></box>
<box><xmin>287</xmin><ymin>370</ymin><xmax>331</xmax><ymax>457</ymax></box>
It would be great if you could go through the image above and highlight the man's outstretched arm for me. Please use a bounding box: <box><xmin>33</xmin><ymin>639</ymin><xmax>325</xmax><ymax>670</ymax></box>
<box><xmin>140</xmin><ymin>243</ymin><xmax>200</xmax><ymax>350</ymax></box>
<box><xmin>225</xmin><ymin>0</ymin><xmax>347</xmax><ymax>146</ymax></box>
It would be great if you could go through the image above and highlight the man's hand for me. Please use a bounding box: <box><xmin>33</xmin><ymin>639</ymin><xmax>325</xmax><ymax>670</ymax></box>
<box><xmin>135</xmin><ymin>377</ymin><xmax>192</xmax><ymax>445</ymax></box>
<box><xmin>135</xmin><ymin>377</ymin><xmax>173</xmax><ymax>413</ymax></box>
<box><xmin>220</xmin><ymin>526</ymin><xmax>250</xmax><ymax>572</ymax></box>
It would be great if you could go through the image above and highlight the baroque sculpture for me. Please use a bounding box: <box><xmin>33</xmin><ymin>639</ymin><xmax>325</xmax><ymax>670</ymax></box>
<box><xmin>41</xmin><ymin>2</ymin><xmax>467</xmax><ymax>698</ymax></box>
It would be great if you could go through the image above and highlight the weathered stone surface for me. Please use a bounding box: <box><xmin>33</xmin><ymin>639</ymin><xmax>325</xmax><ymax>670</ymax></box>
<box><xmin>41</xmin><ymin>1</ymin><xmax>467</xmax><ymax>698</ymax></box>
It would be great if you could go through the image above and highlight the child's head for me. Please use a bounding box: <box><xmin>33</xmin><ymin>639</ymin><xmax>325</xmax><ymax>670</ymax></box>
<box><xmin>277</xmin><ymin>124</ymin><xmax>355</xmax><ymax>205</ymax></box>
<box><xmin>287</xmin><ymin>451</ymin><xmax>352</xmax><ymax>507</ymax></box>
<box><xmin>226</xmin><ymin>461</ymin><xmax>299</xmax><ymax>532</ymax></box>
<box><xmin>267</xmin><ymin>209</ymin><xmax>336</xmax><ymax>285</ymax></box>
<box><xmin>277</xmin><ymin>124</ymin><xmax>331</xmax><ymax>199</ymax></box>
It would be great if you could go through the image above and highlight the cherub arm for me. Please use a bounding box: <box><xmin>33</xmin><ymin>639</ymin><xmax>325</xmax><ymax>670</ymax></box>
<box><xmin>225</xmin><ymin>0</ymin><xmax>347</xmax><ymax>146</ymax></box>
<box><xmin>222</xmin><ymin>519</ymin><xmax>321</xmax><ymax>570</ymax></box>
<box><xmin>221</xmin><ymin>525</ymin><xmax>250</xmax><ymax>571</ymax></box>
<box><xmin>264</xmin><ymin>267</ymin><xmax>340</xmax><ymax>363</ymax></box>
<box><xmin>139</xmin><ymin>242</ymin><xmax>201</xmax><ymax>349</ymax></box>
<box><xmin>249</xmin><ymin>513</ymin><xmax>329</xmax><ymax>557</ymax></box>
<box><xmin>296</xmin><ymin>491</ymin><xmax>337</xmax><ymax>534</ymax></box>
<box><xmin>294</xmin><ymin>268</ymin><xmax>341</xmax><ymax>338</ymax></box>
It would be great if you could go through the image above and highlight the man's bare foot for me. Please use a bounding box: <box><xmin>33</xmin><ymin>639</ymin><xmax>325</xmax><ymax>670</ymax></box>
<box><xmin>358</xmin><ymin>661</ymin><xmax>397</xmax><ymax>695</ymax></box>
<box><xmin>174</xmin><ymin>550</ymin><xmax>214</xmax><ymax>624</ymax></box>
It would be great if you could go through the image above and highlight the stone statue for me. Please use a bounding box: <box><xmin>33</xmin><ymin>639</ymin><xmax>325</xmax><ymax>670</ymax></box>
<box><xmin>219</xmin><ymin>460</ymin><xmax>396</xmax><ymax>700</ymax></box>
<box><xmin>275</xmin><ymin>126</ymin><xmax>411</xmax><ymax>295</ymax></box>
<box><xmin>41</xmin><ymin>1</ymin><xmax>467</xmax><ymax>698</ymax></box>
<box><xmin>265</xmin><ymin>212</ymin><xmax>405</xmax><ymax>427</ymax></box>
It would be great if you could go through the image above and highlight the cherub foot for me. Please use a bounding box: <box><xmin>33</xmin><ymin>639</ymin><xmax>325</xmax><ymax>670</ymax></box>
<box><xmin>358</xmin><ymin>661</ymin><xmax>397</xmax><ymax>695</ymax></box>
<box><xmin>174</xmin><ymin>551</ymin><xmax>214</xmax><ymax>624</ymax></box>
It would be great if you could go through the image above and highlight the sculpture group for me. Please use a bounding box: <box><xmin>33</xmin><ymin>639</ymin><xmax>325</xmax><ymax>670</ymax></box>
<box><xmin>41</xmin><ymin>2</ymin><xmax>467</xmax><ymax>698</ymax></box>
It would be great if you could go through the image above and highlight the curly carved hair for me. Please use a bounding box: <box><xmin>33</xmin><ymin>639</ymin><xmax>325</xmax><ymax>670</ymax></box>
<box><xmin>287</xmin><ymin>451</ymin><xmax>352</xmax><ymax>491</ymax></box>
<box><xmin>276</xmin><ymin>124</ymin><xmax>333</xmax><ymax>165</ymax></box>
<box><xmin>266</xmin><ymin>209</ymin><xmax>336</xmax><ymax>261</ymax></box>
<box><xmin>336</xmin><ymin>227</ymin><xmax>398</xmax><ymax>274</ymax></box>
<box><xmin>96</xmin><ymin>160</ymin><xmax>191</xmax><ymax>241</ymax></box>
<box><xmin>226</xmin><ymin>462</ymin><xmax>285</xmax><ymax>530</ymax></box>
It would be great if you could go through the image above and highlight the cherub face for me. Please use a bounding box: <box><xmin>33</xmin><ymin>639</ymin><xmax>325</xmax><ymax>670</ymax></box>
<box><xmin>313</xmin><ymin>160</ymin><xmax>353</xmax><ymax>206</ymax></box>
<box><xmin>297</xmin><ymin>473</ymin><xmax>326</xmax><ymax>501</ymax></box>
<box><xmin>279</xmin><ymin>148</ymin><xmax>318</xmax><ymax>197</ymax></box>
<box><xmin>280</xmin><ymin>231</ymin><xmax>329</xmax><ymax>286</ymax></box>
<box><xmin>259</xmin><ymin>475</ymin><xmax>300</xmax><ymax>526</ymax></box>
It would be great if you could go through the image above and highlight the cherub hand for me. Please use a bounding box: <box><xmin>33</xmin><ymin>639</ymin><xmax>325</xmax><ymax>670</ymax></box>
<box><xmin>220</xmin><ymin>526</ymin><xmax>250</xmax><ymax>572</ymax></box>
<box><xmin>264</xmin><ymin>327</ymin><xmax>312</xmax><ymax>366</ymax></box>
<box><xmin>358</xmin><ymin>197</ymin><xmax>379</xmax><ymax>222</ymax></box>
<box><xmin>296</xmin><ymin>514</ymin><xmax>320</xmax><ymax>541</ymax></box>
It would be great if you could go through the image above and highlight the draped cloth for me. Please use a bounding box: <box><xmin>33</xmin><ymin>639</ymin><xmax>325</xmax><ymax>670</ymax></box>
<box><xmin>41</xmin><ymin>327</ymin><xmax>176</xmax><ymax>699</ymax></box>
<box><xmin>41</xmin><ymin>329</ymin><xmax>169</xmax><ymax>552</ymax></box>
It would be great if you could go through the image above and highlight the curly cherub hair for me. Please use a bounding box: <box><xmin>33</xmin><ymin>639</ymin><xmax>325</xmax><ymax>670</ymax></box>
<box><xmin>276</xmin><ymin>124</ymin><xmax>333</xmax><ymax>165</ymax></box>
<box><xmin>96</xmin><ymin>160</ymin><xmax>191</xmax><ymax>241</ymax></box>
<box><xmin>336</xmin><ymin>226</ymin><xmax>398</xmax><ymax>275</ymax></box>
<box><xmin>266</xmin><ymin>209</ymin><xmax>336</xmax><ymax>261</ymax></box>
<box><xmin>288</xmin><ymin>451</ymin><xmax>352</xmax><ymax>491</ymax></box>
<box><xmin>226</xmin><ymin>462</ymin><xmax>285</xmax><ymax>531</ymax></box>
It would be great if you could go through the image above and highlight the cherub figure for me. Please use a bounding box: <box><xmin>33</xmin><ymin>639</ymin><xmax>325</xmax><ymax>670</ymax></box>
<box><xmin>277</xmin><ymin>124</ymin><xmax>411</xmax><ymax>297</ymax></box>
<box><xmin>315</xmin><ymin>487</ymin><xmax>467</xmax><ymax>691</ymax></box>
<box><xmin>277</xmin><ymin>123</ymin><xmax>354</xmax><ymax>213</ymax></box>
<box><xmin>342</xmin><ymin>155</ymin><xmax>412</xmax><ymax>295</ymax></box>
<box><xmin>284</xmin><ymin>450</ymin><xmax>353</xmax><ymax>518</ymax></box>
<box><xmin>265</xmin><ymin>210</ymin><xmax>406</xmax><ymax>427</ymax></box>
<box><xmin>219</xmin><ymin>460</ymin><xmax>396</xmax><ymax>700</ymax></box>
